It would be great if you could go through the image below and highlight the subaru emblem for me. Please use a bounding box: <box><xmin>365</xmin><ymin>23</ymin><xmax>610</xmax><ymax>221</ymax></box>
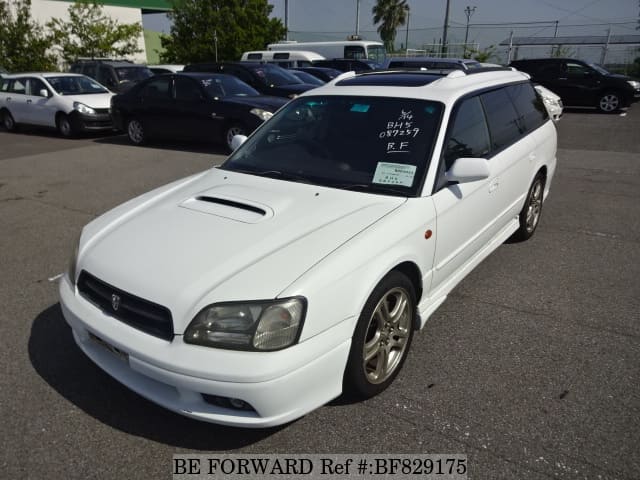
<box><xmin>111</xmin><ymin>293</ymin><xmax>121</xmax><ymax>311</ymax></box>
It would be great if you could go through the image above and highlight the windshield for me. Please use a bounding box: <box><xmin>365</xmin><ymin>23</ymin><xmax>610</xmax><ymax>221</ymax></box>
<box><xmin>248</xmin><ymin>64</ymin><xmax>303</xmax><ymax>86</ymax></box>
<box><xmin>47</xmin><ymin>76</ymin><xmax>108</xmax><ymax>95</ymax></box>
<box><xmin>115</xmin><ymin>67</ymin><xmax>154</xmax><ymax>83</ymax></box>
<box><xmin>199</xmin><ymin>75</ymin><xmax>260</xmax><ymax>97</ymax></box>
<box><xmin>222</xmin><ymin>96</ymin><xmax>443</xmax><ymax>196</ymax></box>
<box><xmin>290</xmin><ymin>71</ymin><xmax>325</xmax><ymax>86</ymax></box>
<box><xmin>588</xmin><ymin>63</ymin><xmax>610</xmax><ymax>75</ymax></box>
<box><xmin>367</xmin><ymin>45</ymin><xmax>387</xmax><ymax>65</ymax></box>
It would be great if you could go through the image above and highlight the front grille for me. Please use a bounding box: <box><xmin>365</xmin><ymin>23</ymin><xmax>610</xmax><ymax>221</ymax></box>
<box><xmin>94</xmin><ymin>108</ymin><xmax>110</xmax><ymax>115</ymax></box>
<box><xmin>78</xmin><ymin>271</ymin><xmax>174</xmax><ymax>341</ymax></box>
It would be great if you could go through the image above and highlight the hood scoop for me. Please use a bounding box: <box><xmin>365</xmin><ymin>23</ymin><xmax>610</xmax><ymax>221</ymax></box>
<box><xmin>180</xmin><ymin>194</ymin><xmax>274</xmax><ymax>223</ymax></box>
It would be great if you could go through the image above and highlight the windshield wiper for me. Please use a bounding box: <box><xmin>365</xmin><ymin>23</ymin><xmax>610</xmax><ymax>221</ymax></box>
<box><xmin>329</xmin><ymin>183</ymin><xmax>408</xmax><ymax>196</ymax></box>
<box><xmin>229</xmin><ymin>168</ymin><xmax>314</xmax><ymax>184</ymax></box>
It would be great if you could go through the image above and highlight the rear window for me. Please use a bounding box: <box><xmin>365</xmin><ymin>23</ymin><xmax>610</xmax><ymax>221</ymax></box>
<box><xmin>480</xmin><ymin>88</ymin><xmax>523</xmax><ymax>151</ymax></box>
<box><xmin>506</xmin><ymin>83</ymin><xmax>548</xmax><ymax>132</ymax></box>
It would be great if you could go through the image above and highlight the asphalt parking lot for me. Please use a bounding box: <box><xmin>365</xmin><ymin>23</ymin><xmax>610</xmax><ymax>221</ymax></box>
<box><xmin>1</xmin><ymin>107</ymin><xmax>639</xmax><ymax>480</ymax></box>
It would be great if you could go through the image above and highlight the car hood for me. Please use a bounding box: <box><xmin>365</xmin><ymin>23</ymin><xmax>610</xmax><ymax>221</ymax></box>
<box><xmin>223</xmin><ymin>95</ymin><xmax>288</xmax><ymax>111</ymax></box>
<box><xmin>61</xmin><ymin>92</ymin><xmax>113</xmax><ymax>109</ymax></box>
<box><xmin>80</xmin><ymin>168</ymin><xmax>406</xmax><ymax>332</ymax></box>
<box><xmin>271</xmin><ymin>83</ymin><xmax>316</xmax><ymax>95</ymax></box>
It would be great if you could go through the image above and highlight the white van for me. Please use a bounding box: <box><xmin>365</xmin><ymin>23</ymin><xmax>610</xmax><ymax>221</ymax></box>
<box><xmin>267</xmin><ymin>40</ymin><xmax>386</xmax><ymax>65</ymax></box>
<box><xmin>240</xmin><ymin>50</ymin><xmax>325</xmax><ymax>68</ymax></box>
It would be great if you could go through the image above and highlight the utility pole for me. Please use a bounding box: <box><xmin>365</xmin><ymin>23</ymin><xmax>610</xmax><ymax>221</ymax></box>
<box><xmin>285</xmin><ymin>0</ymin><xmax>289</xmax><ymax>40</ymax></box>
<box><xmin>405</xmin><ymin>9</ymin><xmax>410</xmax><ymax>53</ymax></box>
<box><xmin>600</xmin><ymin>26</ymin><xmax>611</xmax><ymax>65</ymax></box>
<box><xmin>442</xmin><ymin>0</ymin><xmax>451</xmax><ymax>57</ymax></box>
<box><xmin>463</xmin><ymin>6</ymin><xmax>476</xmax><ymax>58</ymax></box>
<box><xmin>355</xmin><ymin>0</ymin><xmax>360</xmax><ymax>37</ymax></box>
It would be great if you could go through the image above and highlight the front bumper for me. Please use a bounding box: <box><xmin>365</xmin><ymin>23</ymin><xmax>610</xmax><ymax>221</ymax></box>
<box><xmin>59</xmin><ymin>276</ymin><xmax>351</xmax><ymax>427</ymax></box>
<box><xmin>71</xmin><ymin>111</ymin><xmax>113</xmax><ymax>131</ymax></box>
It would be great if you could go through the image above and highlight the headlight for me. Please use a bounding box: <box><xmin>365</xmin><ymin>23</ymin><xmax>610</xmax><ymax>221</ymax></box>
<box><xmin>73</xmin><ymin>102</ymin><xmax>96</xmax><ymax>115</ymax></box>
<box><xmin>68</xmin><ymin>231</ymin><xmax>81</xmax><ymax>284</ymax></box>
<box><xmin>249</xmin><ymin>108</ymin><xmax>273</xmax><ymax>121</ymax></box>
<box><xmin>627</xmin><ymin>80</ymin><xmax>640</xmax><ymax>89</ymax></box>
<box><xmin>184</xmin><ymin>297</ymin><xmax>306</xmax><ymax>351</ymax></box>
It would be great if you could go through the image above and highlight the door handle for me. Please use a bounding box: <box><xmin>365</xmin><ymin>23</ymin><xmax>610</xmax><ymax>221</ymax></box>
<box><xmin>26</xmin><ymin>99</ymin><xmax>32</xmax><ymax>104</ymax></box>
<box><xmin>529</xmin><ymin>153</ymin><xmax>536</xmax><ymax>162</ymax></box>
<box><xmin>6</xmin><ymin>97</ymin><xmax>11</xmax><ymax>102</ymax></box>
<box><xmin>489</xmin><ymin>178</ymin><xmax>500</xmax><ymax>193</ymax></box>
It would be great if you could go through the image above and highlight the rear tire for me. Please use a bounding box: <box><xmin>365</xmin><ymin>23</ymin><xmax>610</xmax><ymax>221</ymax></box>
<box><xmin>2</xmin><ymin>110</ymin><xmax>17</xmax><ymax>132</ymax></box>
<box><xmin>511</xmin><ymin>173</ymin><xmax>545</xmax><ymax>242</ymax></box>
<box><xmin>344</xmin><ymin>271</ymin><xmax>416</xmax><ymax>399</ymax></box>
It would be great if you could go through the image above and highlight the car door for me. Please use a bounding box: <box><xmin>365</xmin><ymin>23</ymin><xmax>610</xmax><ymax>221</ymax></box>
<box><xmin>24</xmin><ymin>78</ymin><xmax>56</xmax><ymax>127</ymax></box>
<box><xmin>559</xmin><ymin>61</ymin><xmax>600</xmax><ymax>106</ymax></box>
<box><xmin>173</xmin><ymin>76</ymin><xmax>218</xmax><ymax>139</ymax></box>
<box><xmin>430</xmin><ymin>95</ymin><xmax>498</xmax><ymax>292</ymax></box>
<box><xmin>137</xmin><ymin>76</ymin><xmax>174</xmax><ymax>137</ymax></box>
<box><xmin>3</xmin><ymin>78</ymin><xmax>29</xmax><ymax>123</ymax></box>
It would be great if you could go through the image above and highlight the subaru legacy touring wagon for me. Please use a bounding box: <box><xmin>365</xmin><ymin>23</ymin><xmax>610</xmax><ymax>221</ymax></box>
<box><xmin>59</xmin><ymin>67</ymin><xmax>557</xmax><ymax>427</ymax></box>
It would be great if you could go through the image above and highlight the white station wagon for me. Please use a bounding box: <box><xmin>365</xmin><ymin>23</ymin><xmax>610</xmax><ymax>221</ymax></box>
<box><xmin>59</xmin><ymin>68</ymin><xmax>557</xmax><ymax>427</ymax></box>
<box><xmin>0</xmin><ymin>73</ymin><xmax>113</xmax><ymax>136</ymax></box>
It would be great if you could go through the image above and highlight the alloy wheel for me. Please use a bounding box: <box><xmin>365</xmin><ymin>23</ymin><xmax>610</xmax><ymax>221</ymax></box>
<box><xmin>599</xmin><ymin>94</ymin><xmax>619</xmax><ymax>112</ymax></box>
<box><xmin>526</xmin><ymin>179</ymin><xmax>543</xmax><ymax>233</ymax></box>
<box><xmin>362</xmin><ymin>287</ymin><xmax>412</xmax><ymax>384</ymax></box>
<box><xmin>226</xmin><ymin>125</ymin><xmax>245</xmax><ymax>150</ymax></box>
<box><xmin>128</xmin><ymin>119</ymin><xmax>144</xmax><ymax>144</ymax></box>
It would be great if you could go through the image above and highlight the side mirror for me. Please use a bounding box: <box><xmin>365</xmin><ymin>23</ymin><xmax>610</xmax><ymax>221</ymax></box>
<box><xmin>445</xmin><ymin>157</ymin><xmax>490</xmax><ymax>183</ymax></box>
<box><xmin>39</xmin><ymin>89</ymin><xmax>49</xmax><ymax>98</ymax></box>
<box><xmin>230</xmin><ymin>135</ymin><xmax>248</xmax><ymax>151</ymax></box>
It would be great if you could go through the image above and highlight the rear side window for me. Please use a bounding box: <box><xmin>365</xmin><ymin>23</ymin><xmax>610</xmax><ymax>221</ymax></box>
<box><xmin>344</xmin><ymin>45</ymin><xmax>366</xmax><ymax>59</ymax></box>
<box><xmin>506</xmin><ymin>83</ymin><xmax>548</xmax><ymax>132</ymax></box>
<box><xmin>444</xmin><ymin>96</ymin><xmax>490</xmax><ymax>169</ymax></box>
<box><xmin>480</xmin><ymin>88</ymin><xmax>522</xmax><ymax>151</ymax></box>
<box><xmin>9</xmin><ymin>79</ymin><xmax>26</xmax><ymax>94</ymax></box>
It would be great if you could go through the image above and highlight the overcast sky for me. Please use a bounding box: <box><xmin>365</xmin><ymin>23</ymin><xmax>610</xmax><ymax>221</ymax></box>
<box><xmin>143</xmin><ymin>0</ymin><xmax>638</xmax><ymax>55</ymax></box>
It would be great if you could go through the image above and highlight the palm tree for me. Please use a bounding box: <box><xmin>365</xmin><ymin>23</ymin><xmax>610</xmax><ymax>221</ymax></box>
<box><xmin>372</xmin><ymin>0</ymin><xmax>409</xmax><ymax>53</ymax></box>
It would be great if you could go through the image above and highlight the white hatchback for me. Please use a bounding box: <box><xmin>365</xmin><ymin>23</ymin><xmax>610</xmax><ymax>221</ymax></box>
<box><xmin>59</xmin><ymin>68</ymin><xmax>557</xmax><ymax>427</ymax></box>
<box><xmin>0</xmin><ymin>73</ymin><xmax>113</xmax><ymax>136</ymax></box>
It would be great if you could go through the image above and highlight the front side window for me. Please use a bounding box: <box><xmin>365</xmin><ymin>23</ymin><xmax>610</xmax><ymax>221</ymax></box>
<box><xmin>27</xmin><ymin>78</ymin><xmax>49</xmax><ymax>97</ymax></box>
<box><xmin>444</xmin><ymin>96</ymin><xmax>490</xmax><ymax>169</ymax></box>
<box><xmin>480</xmin><ymin>88</ymin><xmax>523</xmax><ymax>151</ymax></box>
<box><xmin>142</xmin><ymin>77</ymin><xmax>172</xmax><ymax>99</ymax></box>
<box><xmin>115</xmin><ymin>67</ymin><xmax>153</xmax><ymax>83</ymax></box>
<box><xmin>174</xmin><ymin>77</ymin><xmax>203</xmax><ymax>102</ymax></box>
<box><xmin>222</xmin><ymin>95</ymin><xmax>443</xmax><ymax>197</ymax></box>
<box><xmin>367</xmin><ymin>45</ymin><xmax>387</xmax><ymax>64</ymax></box>
<box><xmin>565</xmin><ymin>62</ymin><xmax>591</xmax><ymax>78</ymax></box>
<box><xmin>198</xmin><ymin>75</ymin><xmax>259</xmax><ymax>98</ymax></box>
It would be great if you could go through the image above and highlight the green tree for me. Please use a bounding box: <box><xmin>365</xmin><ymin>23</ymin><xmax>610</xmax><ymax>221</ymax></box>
<box><xmin>160</xmin><ymin>0</ymin><xmax>286</xmax><ymax>63</ymax></box>
<box><xmin>372</xmin><ymin>0</ymin><xmax>409</xmax><ymax>53</ymax></box>
<box><xmin>470</xmin><ymin>45</ymin><xmax>497</xmax><ymax>62</ymax></box>
<box><xmin>47</xmin><ymin>0</ymin><xmax>142</xmax><ymax>63</ymax></box>
<box><xmin>0</xmin><ymin>0</ymin><xmax>57</xmax><ymax>71</ymax></box>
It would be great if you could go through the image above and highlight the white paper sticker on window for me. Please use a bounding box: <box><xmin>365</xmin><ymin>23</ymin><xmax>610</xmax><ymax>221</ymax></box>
<box><xmin>372</xmin><ymin>162</ymin><xmax>417</xmax><ymax>187</ymax></box>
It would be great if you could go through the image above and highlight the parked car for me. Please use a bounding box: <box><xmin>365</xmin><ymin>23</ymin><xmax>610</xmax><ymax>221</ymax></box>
<box><xmin>184</xmin><ymin>62</ymin><xmax>317</xmax><ymax>98</ymax></box>
<box><xmin>240</xmin><ymin>50</ymin><xmax>325</xmax><ymax>68</ymax></box>
<box><xmin>289</xmin><ymin>69</ymin><xmax>325</xmax><ymax>86</ymax></box>
<box><xmin>290</xmin><ymin>66</ymin><xmax>342</xmax><ymax>82</ymax></box>
<box><xmin>510</xmin><ymin>58</ymin><xmax>640</xmax><ymax>112</ymax></box>
<box><xmin>312</xmin><ymin>58</ymin><xmax>379</xmax><ymax>72</ymax></box>
<box><xmin>70</xmin><ymin>59</ymin><xmax>154</xmax><ymax>94</ymax></box>
<box><xmin>148</xmin><ymin>64</ymin><xmax>185</xmax><ymax>74</ymax></box>
<box><xmin>0</xmin><ymin>73</ymin><xmax>113</xmax><ymax>136</ymax></box>
<box><xmin>60</xmin><ymin>68</ymin><xmax>556</xmax><ymax>427</ymax></box>
<box><xmin>110</xmin><ymin>72</ymin><xmax>287</xmax><ymax>150</ymax></box>
<box><xmin>383</xmin><ymin>56</ymin><xmax>481</xmax><ymax>71</ymax></box>
<box><xmin>534</xmin><ymin>84</ymin><xmax>563</xmax><ymax>122</ymax></box>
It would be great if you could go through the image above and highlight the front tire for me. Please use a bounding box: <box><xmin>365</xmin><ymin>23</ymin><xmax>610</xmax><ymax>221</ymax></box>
<box><xmin>344</xmin><ymin>271</ymin><xmax>416</xmax><ymax>399</ymax></box>
<box><xmin>57</xmin><ymin>113</ymin><xmax>76</xmax><ymax>138</ymax></box>
<box><xmin>127</xmin><ymin>117</ymin><xmax>145</xmax><ymax>145</ymax></box>
<box><xmin>598</xmin><ymin>91</ymin><xmax>621</xmax><ymax>113</ymax></box>
<box><xmin>511</xmin><ymin>173</ymin><xmax>545</xmax><ymax>242</ymax></box>
<box><xmin>225</xmin><ymin>123</ymin><xmax>246</xmax><ymax>152</ymax></box>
